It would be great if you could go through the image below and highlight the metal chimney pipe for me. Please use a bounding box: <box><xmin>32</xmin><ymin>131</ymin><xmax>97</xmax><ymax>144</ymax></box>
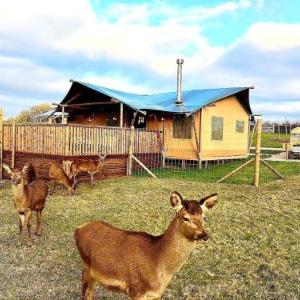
<box><xmin>176</xmin><ymin>58</ymin><xmax>184</xmax><ymax>106</ymax></box>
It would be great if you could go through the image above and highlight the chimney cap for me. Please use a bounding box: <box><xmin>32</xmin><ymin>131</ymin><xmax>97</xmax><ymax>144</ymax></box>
<box><xmin>176</xmin><ymin>58</ymin><xmax>184</xmax><ymax>64</ymax></box>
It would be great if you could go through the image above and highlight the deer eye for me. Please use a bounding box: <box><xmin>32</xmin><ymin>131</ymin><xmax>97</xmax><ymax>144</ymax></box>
<box><xmin>183</xmin><ymin>216</ymin><xmax>190</xmax><ymax>222</ymax></box>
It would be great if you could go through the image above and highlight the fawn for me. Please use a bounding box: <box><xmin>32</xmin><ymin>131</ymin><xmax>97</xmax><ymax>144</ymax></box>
<box><xmin>3</xmin><ymin>163</ymin><xmax>49</xmax><ymax>246</ymax></box>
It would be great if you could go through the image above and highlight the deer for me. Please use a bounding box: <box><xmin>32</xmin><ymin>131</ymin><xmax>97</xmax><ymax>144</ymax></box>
<box><xmin>2</xmin><ymin>163</ymin><xmax>49</xmax><ymax>246</ymax></box>
<box><xmin>48</xmin><ymin>163</ymin><xmax>75</xmax><ymax>195</ymax></box>
<box><xmin>69</xmin><ymin>154</ymin><xmax>107</xmax><ymax>185</ymax></box>
<box><xmin>75</xmin><ymin>191</ymin><xmax>218</xmax><ymax>300</ymax></box>
<box><xmin>22</xmin><ymin>162</ymin><xmax>37</xmax><ymax>184</ymax></box>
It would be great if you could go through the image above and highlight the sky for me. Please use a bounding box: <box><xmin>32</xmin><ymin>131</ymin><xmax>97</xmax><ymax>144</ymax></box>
<box><xmin>0</xmin><ymin>0</ymin><xmax>299</xmax><ymax>121</ymax></box>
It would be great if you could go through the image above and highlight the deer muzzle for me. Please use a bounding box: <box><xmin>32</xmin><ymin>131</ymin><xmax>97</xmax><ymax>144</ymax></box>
<box><xmin>194</xmin><ymin>231</ymin><xmax>209</xmax><ymax>241</ymax></box>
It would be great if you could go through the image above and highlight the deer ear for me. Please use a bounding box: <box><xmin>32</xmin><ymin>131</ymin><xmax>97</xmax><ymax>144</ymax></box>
<box><xmin>170</xmin><ymin>191</ymin><xmax>184</xmax><ymax>212</ymax></box>
<box><xmin>2</xmin><ymin>164</ymin><xmax>12</xmax><ymax>174</ymax></box>
<box><xmin>22</xmin><ymin>164</ymin><xmax>29</xmax><ymax>175</ymax></box>
<box><xmin>199</xmin><ymin>193</ymin><xmax>218</xmax><ymax>214</ymax></box>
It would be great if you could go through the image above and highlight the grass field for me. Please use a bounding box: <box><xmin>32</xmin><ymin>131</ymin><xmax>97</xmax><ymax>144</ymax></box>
<box><xmin>134</xmin><ymin>160</ymin><xmax>300</xmax><ymax>184</ymax></box>
<box><xmin>252</xmin><ymin>133</ymin><xmax>290</xmax><ymax>148</ymax></box>
<box><xmin>0</xmin><ymin>175</ymin><xmax>299</xmax><ymax>299</ymax></box>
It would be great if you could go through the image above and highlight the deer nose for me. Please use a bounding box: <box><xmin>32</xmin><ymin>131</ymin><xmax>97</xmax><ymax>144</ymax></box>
<box><xmin>12</xmin><ymin>178</ymin><xmax>18</xmax><ymax>184</ymax></box>
<box><xmin>195</xmin><ymin>231</ymin><xmax>209</xmax><ymax>241</ymax></box>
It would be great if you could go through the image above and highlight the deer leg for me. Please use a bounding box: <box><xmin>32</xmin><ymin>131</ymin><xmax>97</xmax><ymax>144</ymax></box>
<box><xmin>26</xmin><ymin>211</ymin><xmax>33</xmax><ymax>246</ymax></box>
<box><xmin>86</xmin><ymin>278</ymin><xmax>95</xmax><ymax>300</ymax></box>
<box><xmin>81</xmin><ymin>270</ymin><xmax>89</xmax><ymax>300</ymax></box>
<box><xmin>49</xmin><ymin>179</ymin><xmax>55</xmax><ymax>195</ymax></box>
<box><xmin>18</xmin><ymin>215</ymin><xmax>25</xmax><ymax>246</ymax></box>
<box><xmin>90</xmin><ymin>172</ymin><xmax>94</xmax><ymax>186</ymax></box>
<box><xmin>73</xmin><ymin>171</ymin><xmax>78</xmax><ymax>183</ymax></box>
<box><xmin>35</xmin><ymin>211</ymin><xmax>43</xmax><ymax>236</ymax></box>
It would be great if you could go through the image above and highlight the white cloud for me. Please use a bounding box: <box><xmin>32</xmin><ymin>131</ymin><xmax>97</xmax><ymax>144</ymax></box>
<box><xmin>0</xmin><ymin>55</ymin><xmax>68</xmax><ymax>95</ymax></box>
<box><xmin>0</xmin><ymin>0</ymin><xmax>243</xmax><ymax>75</ymax></box>
<box><xmin>0</xmin><ymin>0</ymin><xmax>299</xmax><ymax>120</ymax></box>
<box><xmin>106</xmin><ymin>0</ymin><xmax>252</xmax><ymax>24</ymax></box>
<box><xmin>241</xmin><ymin>22</ymin><xmax>300</xmax><ymax>51</ymax></box>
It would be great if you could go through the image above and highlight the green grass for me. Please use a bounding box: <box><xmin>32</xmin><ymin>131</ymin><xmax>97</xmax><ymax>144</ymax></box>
<box><xmin>252</xmin><ymin>133</ymin><xmax>290</xmax><ymax>148</ymax></box>
<box><xmin>0</xmin><ymin>175</ymin><xmax>299</xmax><ymax>299</ymax></box>
<box><xmin>134</xmin><ymin>160</ymin><xmax>300</xmax><ymax>184</ymax></box>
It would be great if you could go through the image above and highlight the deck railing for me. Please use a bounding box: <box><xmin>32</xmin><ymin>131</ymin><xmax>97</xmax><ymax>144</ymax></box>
<box><xmin>3</xmin><ymin>123</ymin><xmax>162</xmax><ymax>156</ymax></box>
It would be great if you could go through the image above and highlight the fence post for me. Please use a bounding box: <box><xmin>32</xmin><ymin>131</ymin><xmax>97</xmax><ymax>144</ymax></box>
<box><xmin>120</xmin><ymin>103</ymin><xmax>123</xmax><ymax>128</ymax></box>
<box><xmin>254</xmin><ymin>116</ymin><xmax>262</xmax><ymax>187</ymax></box>
<box><xmin>11</xmin><ymin>119</ymin><xmax>16</xmax><ymax>169</ymax></box>
<box><xmin>65</xmin><ymin>125</ymin><xmax>70</xmax><ymax>156</ymax></box>
<box><xmin>0</xmin><ymin>108</ymin><xmax>3</xmax><ymax>179</ymax></box>
<box><xmin>127</xmin><ymin>126</ymin><xmax>134</xmax><ymax>176</ymax></box>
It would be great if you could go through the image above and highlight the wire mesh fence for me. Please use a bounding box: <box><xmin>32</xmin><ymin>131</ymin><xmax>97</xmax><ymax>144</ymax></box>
<box><xmin>131</xmin><ymin>119</ymin><xmax>300</xmax><ymax>185</ymax></box>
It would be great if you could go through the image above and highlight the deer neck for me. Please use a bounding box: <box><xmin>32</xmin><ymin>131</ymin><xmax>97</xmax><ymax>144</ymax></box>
<box><xmin>96</xmin><ymin>159</ymin><xmax>104</xmax><ymax>170</ymax></box>
<box><xmin>11</xmin><ymin>181</ymin><xmax>25</xmax><ymax>201</ymax></box>
<box><xmin>157</xmin><ymin>217</ymin><xmax>196</xmax><ymax>276</ymax></box>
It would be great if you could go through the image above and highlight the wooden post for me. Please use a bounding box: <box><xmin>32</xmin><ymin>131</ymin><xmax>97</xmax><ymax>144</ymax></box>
<box><xmin>285</xmin><ymin>143</ymin><xmax>289</xmax><ymax>160</ymax></box>
<box><xmin>191</xmin><ymin>114</ymin><xmax>201</xmax><ymax>168</ymax></box>
<box><xmin>162</xmin><ymin>118</ymin><xmax>166</xmax><ymax>168</ymax></box>
<box><xmin>254</xmin><ymin>116</ymin><xmax>262</xmax><ymax>187</ymax></box>
<box><xmin>0</xmin><ymin>108</ymin><xmax>3</xmax><ymax>179</ymax></box>
<box><xmin>261</xmin><ymin>160</ymin><xmax>283</xmax><ymax>179</ymax></box>
<box><xmin>65</xmin><ymin>125</ymin><xmax>70</xmax><ymax>156</ymax></box>
<box><xmin>217</xmin><ymin>158</ymin><xmax>254</xmax><ymax>183</ymax></box>
<box><xmin>131</xmin><ymin>154</ymin><xmax>157</xmax><ymax>178</ymax></box>
<box><xmin>11</xmin><ymin>119</ymin><xmax>16</xmax><ymax>169</ymax></box>
<box><xmin>62</xmin><ymin>105</ymin><xmax>67</xmax><ymax>124</ymax></box>
<box><xmin>127</xmin><ymin>125</ymin><xmax>134</xmax><ymax>176</ymax></box>
<box><xmin>198</xmin><ymin>109</ymin><xmax>203</xmax><ymax>169</ymax></box>
<box><xmin>120</xmin><ymin>103</ymin><xmax>123</xmax><ymax>128</ymax></box>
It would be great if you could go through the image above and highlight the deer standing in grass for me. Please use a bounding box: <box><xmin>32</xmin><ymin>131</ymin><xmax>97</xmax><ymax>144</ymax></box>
<box><xmin>2</xmin><ymin>164</ymin><xmax>49</xmax><ymax>246</ymax></box>
<box><xmin>75</xmin><ymin>191</ymin><xmax>218</xmax><ymax>300</ymax></box>
<box><xmin>49</xmin><ymin>163</ymin><xmax>75</xmax><ymax>195</ymax></box>
<box><xmin>70</xmin><ymin>155</ymin><xmax>107</xmax><ymax>185</ymax></box>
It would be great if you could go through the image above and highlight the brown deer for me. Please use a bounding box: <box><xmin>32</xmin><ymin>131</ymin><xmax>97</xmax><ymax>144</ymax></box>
<box><xmin>22</xmin><ymin>162</ymin><xmax>37</xmax><ymax>184</ymax></box>
<box><xmin>49</xmin><ymin>163</ymin><xmax>75</xmax><ymax>195</ymax></box>
<box><xmin>2</xmin><ymin>163</ymin><xmax>49</xmax><ymax>246</ymax></box>
<box><xmin>75</xmin><ymin>191</ymin><xmax>218</xmax><ymax>300</ymax></box>
<box><xmin>69</xmin><ymin>154</ymin><xmax>107</xmax><ymax>185</ymax></box>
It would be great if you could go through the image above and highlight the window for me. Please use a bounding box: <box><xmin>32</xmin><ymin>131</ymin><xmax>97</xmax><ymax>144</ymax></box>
<box><xmin>236</xmin><ymin>120</ymin><xmax>245</xmax><ymax>133</ymax></box>
<box><xmin>211</xmin><ymin>116</ymin><xmax>223</xmax><ymax>140</ymax></box>
<box><xmin>173</xmin><ymin>116</ymin><xmax>192</xmax><ymax>139</ymax></box>
<box><xmin>106</xmin><ymin>116</ymin><xmax>118</xmax><ymax>126</ymax></box>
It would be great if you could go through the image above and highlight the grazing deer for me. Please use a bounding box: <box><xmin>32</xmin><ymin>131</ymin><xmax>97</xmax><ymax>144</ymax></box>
<box><xmin>2</xmin><ymin>164</ymin><xmax>49</xmax><ymax>246</ymax></box>
<box><xmin>49</xmin><ymin>163</ymin><xmax>75</xmax><ymax>195</ymax></box>
<box><xmin>70</xmin><ymin>154</ymin><xmax>107</xmax><ymax>185</ymax></box>
<box><xmin>75</xmin><ymin>191</ymin><xmax>218</xmax><ymax>300</ymax></box>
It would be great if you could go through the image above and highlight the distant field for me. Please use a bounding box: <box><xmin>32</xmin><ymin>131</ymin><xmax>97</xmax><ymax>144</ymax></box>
<box><xmin>252</xmin><ymin>133</ymin><xmax>290</xmax><ymax>148</ymax></box>
<box><xmin>0</xmin><ymin>175</ymin><xmax>299</xmax><ymax>299</ymax></box>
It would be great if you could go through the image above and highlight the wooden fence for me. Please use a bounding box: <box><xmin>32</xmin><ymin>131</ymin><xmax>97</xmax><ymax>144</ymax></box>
<box><xmin>3</xmin><ymin>123</ymin><xmax>162</xmax><ymax>156</ymax></box>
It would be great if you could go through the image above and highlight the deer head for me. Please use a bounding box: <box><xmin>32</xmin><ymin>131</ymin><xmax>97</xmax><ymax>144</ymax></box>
<box><xmin>2</xmin><ymin>164</ymin><xmax>30</xmax><ymax>186</ymax></box>
<box><xmin>98</xmin><ymin>154</ymin><xmax>107</xmax><ymax>161</ymax></box>
<box><xmin>170</xmin><ymin>191</ymin><xmax>218</xmax><ymax>241</ymax></box>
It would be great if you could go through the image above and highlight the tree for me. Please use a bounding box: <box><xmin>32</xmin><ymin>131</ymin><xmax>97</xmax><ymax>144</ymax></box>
<box><xmin>10</xmin><ymin>103</ymin><xmax>53</xmax><ymax>123</ymax></box>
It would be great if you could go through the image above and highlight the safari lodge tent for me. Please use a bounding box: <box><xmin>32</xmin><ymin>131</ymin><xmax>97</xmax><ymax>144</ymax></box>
<box><xmin>55</xmin><ymin>79</ymin><xmax>253</xmax><ymax>163</ymax></box>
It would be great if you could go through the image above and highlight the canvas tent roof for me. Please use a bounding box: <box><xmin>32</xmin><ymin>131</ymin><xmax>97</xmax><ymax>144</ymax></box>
<box><xmin>60</xmin><ymin>80</ymin><xmax>253</xmax><ymax>115</ymax></box>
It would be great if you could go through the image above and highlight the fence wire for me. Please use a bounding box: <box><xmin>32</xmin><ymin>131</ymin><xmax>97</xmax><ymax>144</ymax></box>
<box><xmin>131</xmin><ymin>120</ymin><xmax>298</xmax><ymax>184</ymax></box>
